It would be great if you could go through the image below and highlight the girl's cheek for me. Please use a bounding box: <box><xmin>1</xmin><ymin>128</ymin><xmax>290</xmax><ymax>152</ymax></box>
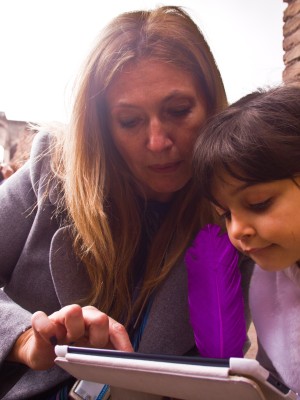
<box><xmin>228</xmin><ymin>236</ymin><xmax>241</xmax><ymax>252</ymax></box>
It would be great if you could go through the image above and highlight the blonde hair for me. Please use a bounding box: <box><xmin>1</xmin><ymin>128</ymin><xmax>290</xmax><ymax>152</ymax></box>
<box><xmin>51</xmin><ymin>5</ymin><xmax>227</xmax><ymax>324</ymax></box>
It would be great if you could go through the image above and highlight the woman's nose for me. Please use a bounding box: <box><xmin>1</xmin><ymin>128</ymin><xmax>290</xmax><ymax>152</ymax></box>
<box><xmin>146</xmin><ymin>118</ymin><xmax>173</xmax><ymax>153</ymax></box>
<box><xmin>229</xmin><ymin>215</ymin><xmax>255</xmax><ymax>241</ymax></box>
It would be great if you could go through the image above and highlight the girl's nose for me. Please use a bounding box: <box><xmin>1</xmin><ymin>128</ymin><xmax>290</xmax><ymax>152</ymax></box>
<box><xmin>229</xmin><ymin>215</ymin><xmax>255</xmax><ymax>241</ymax></box>
<box><xmin>146</xmin><ymin>118</ymin><xmax>173</xmax><ymax>153</ymax></box>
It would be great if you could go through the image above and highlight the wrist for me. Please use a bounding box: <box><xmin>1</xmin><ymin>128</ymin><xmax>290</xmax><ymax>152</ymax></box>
<box><xmin>7</xmin><ymin>327</ymin><xmax>32</xmax><ymax>366</ymax></box>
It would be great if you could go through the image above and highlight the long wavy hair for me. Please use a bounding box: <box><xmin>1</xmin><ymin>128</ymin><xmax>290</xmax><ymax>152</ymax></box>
<box><xmin>50</xmin><ymin>5</ymin><xmax>227</xmax><ymax>324</ymax></box>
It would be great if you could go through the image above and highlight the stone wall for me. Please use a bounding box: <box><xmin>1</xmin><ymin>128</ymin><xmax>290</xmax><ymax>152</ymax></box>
<box><xmin>0</xmin><ymin>112</ymin><xmax>35</xmax><ymax>168</ymax></box>
<box><xmin>283</xmin><ymin>0</ymin><xmax>300</xmax><ymax>82</ymax></box>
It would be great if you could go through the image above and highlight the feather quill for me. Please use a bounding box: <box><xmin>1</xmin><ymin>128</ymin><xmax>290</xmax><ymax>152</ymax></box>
<box><xmin>184</xmin><ymin>224</ymin><xmax>247</xmax><ymax>358</ymax></box>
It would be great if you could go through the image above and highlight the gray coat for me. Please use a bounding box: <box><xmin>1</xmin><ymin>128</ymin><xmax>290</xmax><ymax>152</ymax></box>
<box><xmin>0</xmin><ymin>132</ymin><xmax>252</xmax><ymax>399</ymax></box>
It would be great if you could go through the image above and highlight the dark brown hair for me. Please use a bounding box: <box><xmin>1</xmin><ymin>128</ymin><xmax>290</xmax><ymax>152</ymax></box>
<box><xmin>193</xmin><ymin>84</ymin><xmax>300</xmax><ymax>205</ymax></box>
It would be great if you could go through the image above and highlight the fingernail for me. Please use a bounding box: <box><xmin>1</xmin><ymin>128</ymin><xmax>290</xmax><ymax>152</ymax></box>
<box><xmin>49</xmin><ymin>336</ymin><xmax>58</xmax><ymax>346</ymax></box>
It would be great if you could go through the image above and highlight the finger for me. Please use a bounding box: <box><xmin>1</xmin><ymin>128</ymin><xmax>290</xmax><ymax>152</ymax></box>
<box><xmin>63</xmin><ymin>305</ymin><xmax>85</xmax><ymax>342</ymax></box>
<box><xmin>81</xmin><ymin>306</ymin><xmax>110</xmax><ymax>347</ymax></box>
<box><xmin>108</xmin><ymin>317</ymin><xmax>133</xmax><ymax>352</ymax></box>
<box><xmin>49</xmin><ymin>304</ymin><xmax>85</xmax><ymax>343</ymax></box>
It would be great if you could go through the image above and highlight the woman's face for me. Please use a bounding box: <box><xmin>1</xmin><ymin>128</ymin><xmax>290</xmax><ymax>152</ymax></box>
<box><xmin>107</xmin><ymin>59</ymin><xmax>207</xmax><ymax>202</ymax></box>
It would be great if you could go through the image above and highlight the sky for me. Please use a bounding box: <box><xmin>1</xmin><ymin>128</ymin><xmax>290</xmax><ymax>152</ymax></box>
<box><xmin>0</xmin><ymin>0</ymin><xmax>286</xmax><ymax>123</ymax></box>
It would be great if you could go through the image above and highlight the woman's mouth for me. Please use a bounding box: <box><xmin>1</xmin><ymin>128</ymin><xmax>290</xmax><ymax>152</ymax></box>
<box><xmin>148</xmin><ymin>161</ymin><xmax>182</xmax><ymax>173</ymax></box>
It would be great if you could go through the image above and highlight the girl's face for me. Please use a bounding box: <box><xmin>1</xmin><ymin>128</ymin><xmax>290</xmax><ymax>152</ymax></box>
<box><xmin>107</xmin><ymin>59</ymin><xmax>207</xmax><ymax>202</ymax></box>
<box><xmin>213</xmin><ymin>172</ymin><xmax>300</xmax><ymax>271</ymax></box>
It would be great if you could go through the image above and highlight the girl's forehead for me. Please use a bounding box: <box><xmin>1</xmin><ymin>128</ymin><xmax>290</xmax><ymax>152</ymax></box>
<box><xmin>213</xmin><ymin>172</ymin><xmax>237</xmax><ymax>192</ymax></box>
<box><xmin>212</xmin><ymin>170</ymin><xmax>251</xmax><ymax>197</ymax></box>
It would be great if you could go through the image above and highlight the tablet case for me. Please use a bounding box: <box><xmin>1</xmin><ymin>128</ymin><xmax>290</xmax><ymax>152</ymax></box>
<box><xmin>55</xmin><ymin>348</ymin><xmax>296</xmax><ymax>400</ymax></box>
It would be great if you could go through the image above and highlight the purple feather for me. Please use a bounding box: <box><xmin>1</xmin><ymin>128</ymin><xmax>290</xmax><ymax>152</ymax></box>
<box><xmin>185</xmin><ymin>224</ymin><xmax>247</xmax><ymax>358</ymax></box>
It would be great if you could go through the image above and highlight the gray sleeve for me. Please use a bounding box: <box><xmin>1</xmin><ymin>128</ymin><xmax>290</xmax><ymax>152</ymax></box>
<box><xmin>0</xmin><ymin>162</ymin><xmax>37</xmax><ymax>362</ymax></box>
<box><xmin>0</xmin><ymin>162</ymin><xmax>36</xmax><ymax>283</ymax></box>
<box><xmin>0</xmin><ymin>132</ymin><xmax>52</xmax><ymax>360</ymax></box>
<box><xmin>0</xmin><ymin>131</ymin><xmax>52</xmax><ymax>282</ymax></box>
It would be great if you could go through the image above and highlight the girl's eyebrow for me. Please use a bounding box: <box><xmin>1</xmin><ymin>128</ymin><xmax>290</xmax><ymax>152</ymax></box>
<box><xmin>230</xmin><ymin>182</ymin><xmax>254</xmax><ymax>195</ymax></box>
<box><xmin>217</xmin><ymin>179</ymin><xmax>254</xmax><ymax>197</ymax></box>
<box><xmin>213</xmin><ymin>182</ymin><xmax>256</xmax><ymax>210</ymax></box>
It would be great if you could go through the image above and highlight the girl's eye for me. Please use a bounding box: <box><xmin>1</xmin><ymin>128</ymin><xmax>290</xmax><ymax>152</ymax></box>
<box><xmin>215</xmin><ymin>206</ymin><xmax>231</xmax><ymax>221</ymax></box>
<box><xmin>249</xmin><ymin>198</ymin><xmax>272</xmax><ymax>211</ymax></box>
<box><xmin>219</xmin><ymin>210</ymin><xmax>232</xmax><ymax>221</ymax></box>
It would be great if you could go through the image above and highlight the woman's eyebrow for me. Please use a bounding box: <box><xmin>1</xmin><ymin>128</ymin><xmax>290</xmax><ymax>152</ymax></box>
<box><xmin>163</xmin><ymin>90</ymin><xmax>195</xmax><ymax>102</ymax></box>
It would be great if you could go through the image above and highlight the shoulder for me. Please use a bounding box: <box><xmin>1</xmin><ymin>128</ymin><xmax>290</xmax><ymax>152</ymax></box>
<box><xmin>29</xmin><ymin>131</ymin><xmax>59</xmax><ymax>202</ymax></box>
<box><xmin>30</xmin><ymin>130</ymin><xmax>53</xmax><ymax>166</ymax></box>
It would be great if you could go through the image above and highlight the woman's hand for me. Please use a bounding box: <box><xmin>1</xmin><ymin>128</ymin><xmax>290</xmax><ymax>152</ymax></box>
<box><xmin>7</xmin><ymin>304</ymin><xmax>133</xmax><ymax>370</ymax></box>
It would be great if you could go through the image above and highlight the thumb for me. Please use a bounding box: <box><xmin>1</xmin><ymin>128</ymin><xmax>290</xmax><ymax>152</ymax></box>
<box><xmin>31</xmin><ymin>311</ymin><xmax>64</xmax><ymax>346</ymax></box>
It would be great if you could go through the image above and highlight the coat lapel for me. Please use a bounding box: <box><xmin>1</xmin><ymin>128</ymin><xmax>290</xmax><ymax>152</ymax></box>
<box><xmin>138</xmin><ymin>260</ymin><xmax>195</xmax><ymax>355</ymax></box>
<box><xmin>49</xmin><ymin>226</ymin><xmax>91</xmax><ymax>307</ymax></box>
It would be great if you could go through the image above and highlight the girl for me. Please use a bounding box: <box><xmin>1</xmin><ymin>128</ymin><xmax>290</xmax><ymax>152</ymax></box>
<box><xmin>192</xmin><ymin>84</ymin><xmax>300</xmax><ymax>395</ymax></box>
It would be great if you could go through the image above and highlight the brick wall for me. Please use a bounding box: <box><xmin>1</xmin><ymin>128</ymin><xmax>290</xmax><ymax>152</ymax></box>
<box><xmin>283</xmin><ymin>0</ymin><xmax>300</xmax><ymax>82</ymax></box>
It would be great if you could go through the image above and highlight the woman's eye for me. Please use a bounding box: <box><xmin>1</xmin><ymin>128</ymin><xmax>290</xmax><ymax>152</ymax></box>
<box><xmin>119</xmin><ymin>117</ymin><xmax>141</xmax><ymax>129</ymax></box>
<box><xmin>169</xmin><ymin>106</ymin><xmax>192</xmax><ymax>118</ymax></box>
<box><xmin>249</xmin><ymin>198</ymin><xmax>272</xmax><ymax>211</ymax></box>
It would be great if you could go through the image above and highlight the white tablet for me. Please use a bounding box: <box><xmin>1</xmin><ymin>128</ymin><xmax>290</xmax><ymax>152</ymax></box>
<box><xmin>55</xmin><ymin>346</ymin><xmax>297</xmax><ymax>400</ymax></box>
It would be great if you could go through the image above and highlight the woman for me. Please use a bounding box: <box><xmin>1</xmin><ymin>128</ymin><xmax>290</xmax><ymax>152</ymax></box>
<box><xmin>0</xmin><ymin>5</ymin><xmax>250</xmax><ymax>399</ymax></box>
